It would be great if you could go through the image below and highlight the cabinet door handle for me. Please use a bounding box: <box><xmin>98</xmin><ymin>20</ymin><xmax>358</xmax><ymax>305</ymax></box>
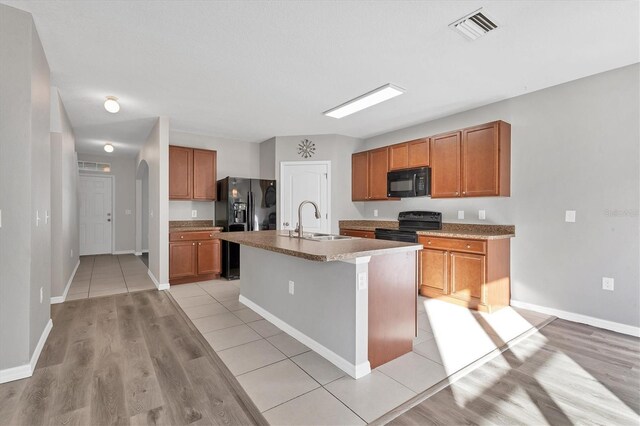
<box><xmin>181</xmin><ymin>235</ymin><xmax>184</xmax><ymax>239</ymax></box>
<box><xmin>209</xmin><ymin>234</ymin><xmax>212</xmax><ymax>237</ymax></box>
<box><xmin>455</xmin><ymin>192</ymin><xmax>459</xmax><ymax>195</ymax></box>
<box><xmin>466</xmin><ymin>244</ymin><xmax>471</xmax><ymax>248</ymax></box>
<box><xmin>427</xmin><ymin>241</ymin><xmax>431</xmax><ymax>245</ymax></box>
<box><xmin>462</xmin><ymin>191</ymin><xmax>466</xmax><ymax>195</ymax></box>
<box><xmin>192</xmin><ymin>243</ymin><xmax>195</xmax><ymax>246</ymax></box>
<box><xmin>198</xmin><ymin>242</ymin><xmax>202</xmax><ymax>246</ymax></box>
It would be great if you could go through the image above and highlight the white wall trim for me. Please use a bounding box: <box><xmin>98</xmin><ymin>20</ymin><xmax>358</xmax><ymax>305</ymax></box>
<box><xmin>148</xmin><ymin>269</ymin><xmax>169</xmax><ymax>291</ymax></box>
<box><xmin>51</xmin><ymin>259</ymin><xmax>80</xmax><ymax>304</ymax></box>
<box><xmin>113</xmin><ymin>250</ymin><xmax>135</xmax><ymax>255</ymax></box>
<box><xmin>134</xmin><ymin>250</ymin><xmax>149</xmax><ymax>256</ymax></box>
<box><xmin>511</xmin><ymin>300</ymin><xmax>640</xmax><ymax>337</ymax></box>
<box><xmin>0</xmin><ymin>318</ymin><xmax>53</xmax><ymax>384</ymax></box>
<box><xmin>240</xmin><ymin>295</ymin><xmax>371</xmax><ymax>379</ymax></box>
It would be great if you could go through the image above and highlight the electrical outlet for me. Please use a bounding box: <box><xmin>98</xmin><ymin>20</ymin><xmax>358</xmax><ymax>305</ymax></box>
<box><xmin>40</xmin><ymin>287</ymin><xmax>43</xmax><ymax>303</ymax></box>
<box><xmin>479</xmin><ymin>210</ymin><xmax>486</xmax><ymax>220</ymax></box>
<box><xmin>125</xmin><ymin>209</ymin><xmax>132</xmax><ymax>215</ymax></box>
<box><xmin>457</xmin><ymin>210</ymin><xmax>465</xmax><ymax>220</ymax></box>
<box><xmin>288</xmin><ymin>280</ymin><xmax>294</xmax><ymax>295</ymax></box>
<box><xmin>191</xmin><ymin>210</ymin><xmax>198</xmax><ymax>218</ymax></box>
<box><xmin>70</xmin><ymin>249</ymin><xmax>73</xmax><ymax>258</ymax></box>
<box><xmin>358</xmin><ymin>272</ymin><xmax>368</xmax><ymax>290</ymax></box>
<box><xmin>565</xmin><ymin>210</ymin><xmax>576</xmax><ymax>223</ymax></box>
<box><xmin>373</xmin><ymin>209</ymin><xmax>378</xmax><ymax>217</ymax></box>
<box><xmin>602</xmin><ymin>277</ymin><xmax>614</xmax><ymax>291</ymax></box>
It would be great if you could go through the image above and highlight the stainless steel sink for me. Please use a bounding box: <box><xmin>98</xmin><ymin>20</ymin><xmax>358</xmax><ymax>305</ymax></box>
<box><xmin>305</xmin><ymin>235</ymin><xmax>354</xmax><ymax>241</ymax></box>
<box><xmin>288</xmin><ymin>232</ymin><xmax>357</xmax><ymax>241</ymax></box>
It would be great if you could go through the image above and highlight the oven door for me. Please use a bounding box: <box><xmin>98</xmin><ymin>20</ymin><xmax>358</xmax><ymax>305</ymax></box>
<box><xmin>387</xmin><ymin>167</ymin><xmax>430</xmax><ymax>198</ymax></box>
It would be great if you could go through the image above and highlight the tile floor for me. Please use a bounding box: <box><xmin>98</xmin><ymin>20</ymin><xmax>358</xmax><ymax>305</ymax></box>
<box><xmin>171</xmin><ymin>280</ymin><xmax>553</xmax><ymax>425</ymax></box>
<box><xmin>65</xmin><ymin>254</ymin><xmax>156</xmax><ymax>300</ymax></box>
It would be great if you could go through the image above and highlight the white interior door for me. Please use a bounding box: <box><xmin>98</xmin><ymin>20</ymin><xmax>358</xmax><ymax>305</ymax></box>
<box><xmin>280</xmin><ymin>161</ymin><xmax>330</xmax><ymax>234</ymax></box>
<box><xmin>79</xmin><ymin>175</ymin><xmax>113</xmax><ymax>255</ymax></box>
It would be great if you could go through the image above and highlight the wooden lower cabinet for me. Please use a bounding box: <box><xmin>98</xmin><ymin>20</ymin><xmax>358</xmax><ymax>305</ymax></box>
<box><xmin>170</xmin><ymin>232</ymin><xmax>221</xmax><ymax>284</ymax></box>
<box><xmin>169</xmin><ymin>242</ymin><xmax>197</xmax><ymax>279</ymax></box>
<box><xmin>419</xmin><ymin>236</ymin><xmax>510</xmax><ymax>312</ymax></box>
<box><xmin>197</xmin><ymin>240</ymin><xmax>221</xmax><ymax>275</ymax></box>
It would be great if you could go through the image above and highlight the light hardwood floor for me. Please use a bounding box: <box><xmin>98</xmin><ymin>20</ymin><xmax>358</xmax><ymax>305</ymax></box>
<box><xmin>390</xmin><ymin>319</ymin><xmax>640</xmax><ymax>425</ymax></box>
<box><xmin>0</xmin><ymin>290</ymin><xmax>259</xmax><ymax>426</ymax></box>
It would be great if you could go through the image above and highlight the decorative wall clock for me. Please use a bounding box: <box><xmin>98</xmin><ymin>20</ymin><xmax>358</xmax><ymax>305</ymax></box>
<box><xmin>298</xmin><ymin>139</ymin><xmax>316</xmax><ymax>159</ymax></box>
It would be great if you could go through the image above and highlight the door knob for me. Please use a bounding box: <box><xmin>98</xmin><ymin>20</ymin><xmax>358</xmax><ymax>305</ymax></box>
<box><xmin>107</xmin><ymin>219</ymin><xmax>111</xmax><ymax>222</ymax></box>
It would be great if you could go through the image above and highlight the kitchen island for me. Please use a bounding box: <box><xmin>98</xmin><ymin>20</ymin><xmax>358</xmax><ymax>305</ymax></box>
<box><xmin>217</xmin><ymin>230</ymin><xmax>422</xmax><ymax>378</ymax></box>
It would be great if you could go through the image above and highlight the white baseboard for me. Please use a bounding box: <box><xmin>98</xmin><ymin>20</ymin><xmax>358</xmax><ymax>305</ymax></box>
<box><xmin>511</xmin><ymin>300</ymin><xmax>640</xmax><ymax>337</ymax></box>
<box><xmin>148</xmin><ymin>269</ymin><xmax>169</xmax><ymax>291</ymax></box>
<box><xmin>51</xmin><ymin>259</ymin><xmax>80</xmax><ymax>304</ymax></box>
<box><xmin>113</xmin><ymin>250</ymin><xmax>135</xmax><ymax>255</ymax></box>
<box><xmin>239</xmin><ymin>295</ymin><xmax>371</xmax><ymax>379</ymax></box>
<box><xmin>0</xmin><ymin>318</ymin><xmax>53</xmax><ymax>384</ymax></box>
<box><xmin>135</xmin><ymin>251</ymin><xmax>142</xmax><ymax>256</ymax></box>
<box><xmin>142</xmin><ymin>249</ymin><xmax>149</xmax><ymax>253</ymax></box>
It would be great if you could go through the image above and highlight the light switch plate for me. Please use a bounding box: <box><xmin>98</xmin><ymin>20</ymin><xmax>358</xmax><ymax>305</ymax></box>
<box><xmin>125</xmin><ymin>209</ymin><xmax>132</xmax><ymax>215</ymax></box>
<box><xmin>288</xmin><ymin>280</ymin><xmax>294</xmax><ymax>295</ymax></box>
<box><xmin>565</xmin><ymin>210</ymin><xmax>576</xmax><ymax>222</ymax></box>
<box><xmin>191</xmin><ymin>210</ymin><xmax>197</xmax><ymax>218</ymax></box>
<box><xmin>457</xmin><ymin>210</ymin><xmax>465</xmax><ymax>220</ymax></box>
<box><xmin>479</xmin><ymin>210</ymin><xmax>486</xmax><ymax>220</ymax></box>
<box><xmin>373</xmin><ymin>209</ymin><xmax>378</xmax><ymax>217</ymax></box>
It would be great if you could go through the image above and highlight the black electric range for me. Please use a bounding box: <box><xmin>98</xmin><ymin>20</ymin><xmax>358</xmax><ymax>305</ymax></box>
<box><xmin>375</xmin><ymin>211</ymin><xmax>442</xmax><ymax>243</ymax></box>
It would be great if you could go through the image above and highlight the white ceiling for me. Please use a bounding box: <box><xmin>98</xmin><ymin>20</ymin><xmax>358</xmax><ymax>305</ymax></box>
<box><xmin>5</xmin><ymin>1</ymin><xmax>639</xmax><ymax>155</ymax></box>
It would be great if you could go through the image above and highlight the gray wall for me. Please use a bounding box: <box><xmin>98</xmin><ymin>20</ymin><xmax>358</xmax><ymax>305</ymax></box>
<box><xmin>77</xmin><ymin>153</ymin><xmax>137</xmax><ymax>252</ymax></box>
<box><xmin>50</xmin><ymin>89</ymin><xmax>79</xmax><ymax>298</ymax></box>
<box><xmin>137</xmin><ymin>118</ymin><xmax>170</xmax><ymax>285</ymax></box>
<box><xmin>362</xmin><ymin>64</ymin><xmax>640</xmax><ymax>328</ymax></box>
<box><xmin>274</xmin><ymin>134</ymin><xmax>365</xmax><ymax>233</ymax></box>
<box><xmin>168</xmin><ymin>130</ymin><xmax>262</xmax><ymax>220</ymax></box>
<box><xmin>0</xmin><ymin>4</ymin><xmax>51</xmax><ymax>371</ymax></box>
<box><xmin>260</xmin><ymin>137</ymin><xmax>276</xmax><ymax>180</ymax></box>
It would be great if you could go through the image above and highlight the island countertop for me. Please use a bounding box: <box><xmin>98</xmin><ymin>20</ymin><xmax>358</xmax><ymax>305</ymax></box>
<box><xmin>339</xmin><ymin>220</ymin><xmax>515</xmax><ymax>240</ymax></box>
<box><xmin>217</xmin><ymin>230</ymin><xmax>422</xmax><ymax>262</ymax></box>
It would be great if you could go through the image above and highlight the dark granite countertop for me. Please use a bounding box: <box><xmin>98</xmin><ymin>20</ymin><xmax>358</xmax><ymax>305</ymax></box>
<box><xmin>169</xmin><ymin>220</ymin><xmax>224</xmax><ymax>233</ymax></box>
<box><xmin>339</xmin><ymin>220</ymin><xmax>515</xmax><ymax>240</ymax></box>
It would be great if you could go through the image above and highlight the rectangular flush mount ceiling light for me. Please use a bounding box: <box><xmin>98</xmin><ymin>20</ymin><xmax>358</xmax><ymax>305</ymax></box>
<box><xmin>324</xmin><ymin>83</ymin><xmax>405</xmax><ymax>119</ymax></box>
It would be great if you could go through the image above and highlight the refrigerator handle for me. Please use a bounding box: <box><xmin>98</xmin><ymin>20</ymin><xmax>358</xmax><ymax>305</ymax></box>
<box><xmin>248</xmin><ymin>191</ymin><xmax>254</xmax><ymax>231</ymax></box>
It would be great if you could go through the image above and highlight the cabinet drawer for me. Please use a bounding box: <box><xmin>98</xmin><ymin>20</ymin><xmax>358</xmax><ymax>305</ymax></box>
<box><xmin>340</xmin><ymin>229</ymin><xmax>375</xmax><ymax>239</ymax></box>
<box><xmin>418</xmin><ymin>236</ymin><xmax>486</xmax><ymax>254</ymax></box>
<box><xmin>170</xmin><ymin>231</ymin><xmax>219</xmax><ymax>241</ymax></box>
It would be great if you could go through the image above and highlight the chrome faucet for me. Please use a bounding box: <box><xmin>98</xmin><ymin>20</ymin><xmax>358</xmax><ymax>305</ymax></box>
<box><xmin>296</xmin><ymin>200</ymin><xmax>321</xmax><ymax>238</ymax></box>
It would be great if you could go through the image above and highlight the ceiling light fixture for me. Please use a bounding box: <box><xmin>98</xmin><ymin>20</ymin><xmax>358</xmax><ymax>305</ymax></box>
<box><xmin>323</xmin><ymin>84</ymin><xmax>405</xmax><ymax>119</ymax></box>
<box><xmin>104</xmin><ymin>143</ymin><xmax>114</xmax><ymax>153</ymax></box>
<box><xmin>104</xmin><ymin>96</ymin><xmax>120</xmax><ymax>113</ymax></box>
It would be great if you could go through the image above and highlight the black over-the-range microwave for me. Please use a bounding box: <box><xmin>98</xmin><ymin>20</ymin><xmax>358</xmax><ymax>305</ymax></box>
<box><xmin>387</xmin><ymin>167</ymin><xmax>431</xmax><ymax>198</ymax></box>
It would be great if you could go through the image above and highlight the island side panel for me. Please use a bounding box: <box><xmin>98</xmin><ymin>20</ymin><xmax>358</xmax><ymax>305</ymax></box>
<box><xmin>239</xmin><ymin>246</ymin><xmax>369</xmax><ymax>376</ymax></box>
<box><xmin>367</xmin><ymin>251</ymin><xmax>417</xmax><ymax>369</ymax></box>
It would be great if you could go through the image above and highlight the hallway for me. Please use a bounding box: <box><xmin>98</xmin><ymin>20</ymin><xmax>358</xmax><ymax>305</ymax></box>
<box><xmin>66</xmin><ymin>254</ymin><xmax>155</xmax><ymax>300</ymax></box>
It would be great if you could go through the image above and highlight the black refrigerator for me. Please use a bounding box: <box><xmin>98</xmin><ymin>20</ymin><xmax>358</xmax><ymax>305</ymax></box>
<box><xmin>215</xmin><ymin>177</ymin><xmax>277</xmax><ymax>279</ymax></box>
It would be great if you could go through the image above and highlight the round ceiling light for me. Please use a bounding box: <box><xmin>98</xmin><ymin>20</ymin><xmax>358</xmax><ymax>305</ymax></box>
<box><xmin>104</xmin><ymin>96</ymin><xmax>120</xmax><ymax>113</ymax></box>
<box><xmin>104</xmin><ymin>143</ymin><xmax>114</xmax><ymax>153</ymax></box>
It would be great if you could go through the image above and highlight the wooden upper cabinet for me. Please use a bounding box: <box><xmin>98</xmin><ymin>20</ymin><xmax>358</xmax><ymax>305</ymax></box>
<box><xmin>368</xmin><ymin>147</ymin><xmax>390</xmax><ymax>200</ymax></box>
<box><xmin>352</xmin><ymin>152</ymin><xmax>369</xmax><ymax>201</ymax></box>
<box><xmin>389</xmin><ymin>138</ymin><xmax>429</xmax><ymax>171</ymax></box>
<box><xmin>462</xmin><ymin>121</ymin><xmax>510</xmax><ymax>197</ymax></box>
<box><xmin>430</xmin><ymin>131</ymin><xmax>461</xmax><ymax>198</ymax></box>
<box><xmin>169</xmin><ymin>145</ymin><xmax>217</xmax><ymax>201</ymax></box>
<box><xmin>193</xmin><ymin>149</ymin><xmax>217</xmax><ymax>200</ymax></box>
<box><xmin>389</xmin><ymin>143</ymin><xmax>409</xmax><ymax>171</ymax></box>
<box><xmin>408</xmin><ymin>138</ymin><xmax>429</xmax><ymax>168</ymax></box>
<box><xmin>169</xmin><ymin>146</ymin><xmax>193</xmax><ymax>200</ymax></box>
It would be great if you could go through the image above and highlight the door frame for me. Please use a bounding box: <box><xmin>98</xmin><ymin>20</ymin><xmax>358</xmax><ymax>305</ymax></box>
<box><xmin>279</xmin><ymin>160</ymin><xmax>332</xmax><ymax>233</ymax></box>
<box><xmin>79</xmin><ymin>173</ymin><xmax>116</xmax><ymax>255</ymax></box>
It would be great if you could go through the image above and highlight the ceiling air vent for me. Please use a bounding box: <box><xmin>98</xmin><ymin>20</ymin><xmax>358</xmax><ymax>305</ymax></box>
<box><xmin>450</xmin><ymin>8</ymin><xmax>498</xmax><ymax>40</ymax></box>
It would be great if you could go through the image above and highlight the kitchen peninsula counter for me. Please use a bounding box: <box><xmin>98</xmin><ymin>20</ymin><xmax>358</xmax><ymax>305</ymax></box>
<box><xmin>217</xmin><ymin>230</ymin><xmax>422</xmax><ymax>261</ymax></box>
<box><xmin>222</xmin><ymin>230</ymin><xmax>422</xmax><ymax>379</ymax></box>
